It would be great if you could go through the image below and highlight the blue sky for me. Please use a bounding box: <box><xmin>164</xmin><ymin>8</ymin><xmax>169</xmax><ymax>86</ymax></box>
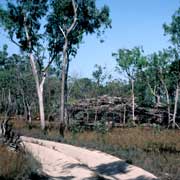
<box><xmin>70</xmin><ymin>0</ymin><xmax>180</xmax><ymax>78</ymax></box>
<box><xmin>0</xmin><ymin>0</ymin><xmax>179</xmax><ymax>79</ymax></box>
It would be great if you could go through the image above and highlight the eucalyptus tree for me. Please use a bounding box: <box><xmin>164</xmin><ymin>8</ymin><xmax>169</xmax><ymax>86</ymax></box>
<box><xmin>0</xmin><ymin>0</ymin><xmax>56</xmax><ymax>130</ymax></box>
<box><xmin>164</xmin><ymin>7</ymin><xmax>180</xmax><ymax>128</ymax></box>
<box><xmin>166</xmin><ymin>49</ymin><xmax>180</xmax><ymax>128</ymax></box>
<box><xmin>145</xmin><ymin>53</ymin><xmax>162</xmax><ymax>106</ymax></box>
<box><xmin>46</xmin><ymin>0</ymin><xmax>111</xmax><ymax>134</ymax></box>
<box><xmin>144</xmin><ymin>50</ymin><xmax>175</xmax><ymax>124</ymax></box>
<box><xmin>112</xmin><ymin>47</ymin><xmax>146</xmax><ymax>123</ymax></box>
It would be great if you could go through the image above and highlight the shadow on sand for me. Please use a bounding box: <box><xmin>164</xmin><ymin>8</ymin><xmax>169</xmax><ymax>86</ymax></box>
<box><xmin>37</xmin><ymin>160</ymin><xmax>157</xmax><ymax>180</ymax></box>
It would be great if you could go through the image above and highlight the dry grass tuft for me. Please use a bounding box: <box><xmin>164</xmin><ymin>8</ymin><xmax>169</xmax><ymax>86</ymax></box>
<box><xmin>0</xmin><ymin>143</ymin><xmax>42</xmax><ymax>179</ymax></box>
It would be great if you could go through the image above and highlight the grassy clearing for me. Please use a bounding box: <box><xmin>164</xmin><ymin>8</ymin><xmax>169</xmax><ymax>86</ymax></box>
<box><xmin>9</xmin><ymin>119</ymin><xmax>180</xmax><ymax>180</ymax></box>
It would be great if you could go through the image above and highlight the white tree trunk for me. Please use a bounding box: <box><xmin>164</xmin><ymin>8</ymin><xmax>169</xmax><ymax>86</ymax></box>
<box><xmin>24</xmin><ymin>22</ymin><xmax>46</xmax><ymax>130</ymax></box>
<box><xmin>59</xmin><ymin>0</ymin><xmax>77</xmax><ymax>136</ymax></box>
<box><xmin>60</xmin><ymin>38</ymin><xmax>68</xmax><ymax>136</ymax></box>
<box><xmin>165</xmin><ymin>89</ymin><xmax>171</xmax><ymax>125</ymax></box>
<box><xmin>160</xmin><ymin>78</ymin><xmax>171</xmax><ymax>123</ymax></box>
<box><xmin>8</xmin><ymin>89</ymin><xmax>12</xmax><ymax>105</ymax></box>
<box><xmin>172</xmin><ymin>82</ymin><xmax>180</xmax><ymax>129</ymax></box>
<box><xmin>29</xmin><ymin>54</ymin><xmax>46</xmax><ymax>130</ymax></box>
<box><xmin>38</xmin><ymin>89</ymin><xmax>45</xmax><ymax>129</ymax></box>
<box><xmin>131</xmin><ymin>79</ymin><xmax>135</xmax><ymax>122</ymax></box>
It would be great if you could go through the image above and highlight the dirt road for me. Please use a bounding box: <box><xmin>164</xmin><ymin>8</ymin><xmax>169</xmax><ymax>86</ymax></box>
<box><xmin>22</xmin><ymin>136</ymin><xmax>158</xmax><ymax>180</ymax></box>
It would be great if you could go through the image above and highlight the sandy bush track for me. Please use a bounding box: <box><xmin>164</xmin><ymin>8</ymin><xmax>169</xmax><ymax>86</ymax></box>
<box><xmin>22</xmin><ymin>136</ymin><xmax>158</xmax><ymax>180</ymax></box>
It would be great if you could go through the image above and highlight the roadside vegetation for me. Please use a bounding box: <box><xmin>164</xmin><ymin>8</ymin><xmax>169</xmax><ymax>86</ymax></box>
<box><xmin>0</xmin><ymin>144</ymin><xmax>45</xmax><ymax>180</ymax></box>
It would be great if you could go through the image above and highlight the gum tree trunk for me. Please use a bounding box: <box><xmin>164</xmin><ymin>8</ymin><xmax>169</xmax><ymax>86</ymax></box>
<box><xmin>60</xmin><ymin>37</ymin><xmax>68</xmax><ymax>136</ymax></box>
<box><xmin>29</xmin><ymin>54</ymin><xmax>46</xmax><ymax>130</ymax></box>
<box><xmin>131</xmin><ymin>79</ymin><xmax>135</xmax><ymax>122</ymax></box>
<box><xmin>172</xmin><ymin>81</ymin><xmax>180</xmax><ymax>129</ymax></box>
<box><xmin>59</xmin><ymin>0</ymin><xmax>77</xmax><ymax>137</ymax></box>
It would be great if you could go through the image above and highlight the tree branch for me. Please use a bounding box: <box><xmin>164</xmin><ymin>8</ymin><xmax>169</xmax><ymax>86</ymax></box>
<box><xmin>59</xmin><ymin>25</ymin><xmax>66</xmax><ymax>39</ymax></box>
<box><xmin>10</xmin><ymin>35</ymin><xmax>21</xmax><ymax>48</ymax></box>
<box><xmin>147</xmin><ymin>82</ymin><xmax>156</xmax><ymax>97</ymax></box>
<box><xmin>24</xmin><ymin>16</ymin><xmax>32</xmax><ymax>51</ymax></box>
<box><xmin>67</xmin><ymin>0</ymin><xmax>78</xmax><ymax>35</ymax></box>
<box><xmin>43</xmin><ymin>53</ymin><xmax>56</xmax><ymax>73</ymax></box>
<box><xmin>59</xmin><ymin>0</ymin><xmax>78</xmax><ymax>39</ymax></box>
<box><xmin>40</xmin><ymin>73</ymin><xmax>46</xmax><ymax>93</ymax></box>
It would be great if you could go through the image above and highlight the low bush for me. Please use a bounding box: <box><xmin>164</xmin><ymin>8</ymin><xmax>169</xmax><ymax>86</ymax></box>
<box><xmin>0</xmin><ymin>145</ymin><xmax>44</xmax><ymax>180</ymax></box>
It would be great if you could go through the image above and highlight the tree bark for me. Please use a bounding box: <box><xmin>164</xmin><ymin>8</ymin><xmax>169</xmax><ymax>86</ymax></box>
<box><xmin>172</xmin><ymin>81</ymin><xmax>180</xmax><ymax>129</ymax></box>
<box><xmin>131</xmin><ymin>79</ymin><xmax>135</xmax><ymax>122</ymax></box>
<box><xmin>147</xmin><ymin>83</ymin><xmax>162</xmax><ymax>107</ymax></box>
<box><xmin>64</xmin><ymin>57</ymin><xmax>70</xmax><ymax>126</ymax></box>
<box><xmin>167</xmin><ymin>95</ymin><xmax>171</xmax><ymax>125</ymax></box>
<box><xmin>59</xmin><ymin>0</ymin><xmax>77</xmax><ymax>136</ymax></box>
<box><xmin>26</xmin><ymin>102</ymin><xmax>32</xmax><ymax>125</ymax></box>
<box><xmin>160</xmin><ymin>77</ymin><xmax>171</xmax><ymax>124</ymax></box>
<box><xmin>8</xmin><ymin>89</ymin><xmax>12</xmax><ymax>105</ymax></box>
<box><xmin>29</xmin><ymin>54</ymin><xmax>46</xmax><ymax>130</ymax></box>
<box><xmin>24</xmin><ymin>21</ymin><xmax>48</xmax><ymax>130</ymax></box>
<box><xmin>123</xmin><ymin>105</ymin><xmax>126</xmax><ymax>125</ymax></box>
<box><xmin>21</xmin><ymin>89</ymin><xmax>28</xmax><ymax>121</ymax></box>
<box><xmin>60</xmin><ymin>37</ymin><xmax>68</xmax><ymax>136</ymax></box>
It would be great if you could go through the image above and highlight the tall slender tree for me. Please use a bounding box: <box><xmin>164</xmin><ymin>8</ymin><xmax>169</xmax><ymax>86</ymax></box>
<box><xmin>46</xmin><ymin>0</ymin><xmax>111</xmax><ymax>136</ymax></box>
<box><xmin>0</xmin><ymin>0</ymin><xmax>55</xmax><ymax>130</ymax></box>
<box><xmin>143</xmin><ymin>50</ymin><xmax>175</xmax><ymax>124</ymax></box>
<box><xmin>113</xmin><ymin>47</ymin><xmax>146</xmax><ymax>123</ymax></box>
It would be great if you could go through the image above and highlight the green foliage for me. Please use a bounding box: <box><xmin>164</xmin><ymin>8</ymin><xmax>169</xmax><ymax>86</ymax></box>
<box><xmin>46</xmin><ymin>0</ymin><xmax>111</xmax><ymax>58</ymax></box>
<box><xmin>113</xmin><ymin>47</ymin><xmax>146</xmax><ymax>79</ymax></box>
<box><xmin>0</xmin><ymin>45</ymin><xmax>37</xmax><ymax>115</ymax></box>
<box><xmin>134</xmin><ymin>47</ymin><xmax>180</xmax><ymax>107</ymax></box>
<box><xmin>93</xmin><ymin>119</ymin><xmax>108</xmax><ymax>134</ymax></box>
<box><xmin>70</xmin><ymin>122</ymin><xmax>85</xmax><ymax>134</ymax></box>
<box><xmin>92</xmin><ymin>64</ymin><xmax>106</xmax><ymax>86</ymax></box>
<box><xmin>0</xmin><ymin>0</ymin><xmax>48</xmax><ymax>52</ymax></box>
<box><xmin>163</xmin><ymin>5</ymin><xmax>180</xmax><ymax>112</ymax></box>
<box><xmin>105</xmin><ymin>79</ymin><xmax>130</xmax><ymax>97</ymax></box>
<box><xmin>68</xmin><ymin>77</ymin><xmax>95</xmax><ymax>100</ymax></box>
<box><xmin>163</xmin><ymin>7</ymin><xmax>180</xmax><ymax>47</ymax></box>
<box><xmin>44</xmin><ymin>76</ymin><xmax>60</xmax><ymax>116</ymax></box>
<box><xmin>92</xmin><ymin>64</ymin><xmax>107</xmax><ymax>96</ymax></box>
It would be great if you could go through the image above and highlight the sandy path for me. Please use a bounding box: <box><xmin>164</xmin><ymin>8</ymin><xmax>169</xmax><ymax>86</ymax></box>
<box><xmin>22</xmin><ymin>136</ymin><xmax>158</xmax><ymax>180</ymax></box>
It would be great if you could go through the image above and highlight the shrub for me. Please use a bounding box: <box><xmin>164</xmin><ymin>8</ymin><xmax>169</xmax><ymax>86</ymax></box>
<box><xmin>93</xmin><ymin>119</ymin><xmax>108</xmax><ymax>135</ymax></box>
<box><xmin>0</xmin><ymin>145</ymin><xmax>43</xmax><ymax>180</ymax></box>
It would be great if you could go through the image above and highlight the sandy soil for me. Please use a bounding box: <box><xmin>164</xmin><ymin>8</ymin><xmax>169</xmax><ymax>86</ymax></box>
<box><xmin>22</xmin><ymin>136</ymin><xmax>158</xmax><ymax>180</ymax></box>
